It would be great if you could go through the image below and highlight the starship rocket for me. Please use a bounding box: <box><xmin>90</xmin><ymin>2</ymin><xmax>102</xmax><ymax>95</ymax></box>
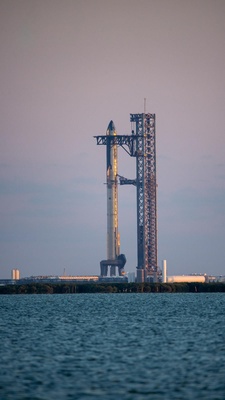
<box><xmin>106</xmin><ymin>120</ymin><xmax>120</xmax><ymax>266</ymax></box>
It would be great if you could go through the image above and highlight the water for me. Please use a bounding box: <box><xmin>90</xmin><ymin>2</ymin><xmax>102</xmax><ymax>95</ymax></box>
<box><xmin>0</xmin><ymin>293</ymin><xmax>225</xmax><ymax>400</ymax></box>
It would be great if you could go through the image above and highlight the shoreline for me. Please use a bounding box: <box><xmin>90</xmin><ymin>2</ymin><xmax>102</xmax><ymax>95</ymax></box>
<box><xmin>0</xmin><ymin>282</ymin><xmax>225</xmax><ymax>294</ymax></box>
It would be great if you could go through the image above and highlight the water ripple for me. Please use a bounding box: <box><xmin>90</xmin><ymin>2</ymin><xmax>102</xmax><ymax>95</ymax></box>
<box><xmin>0</xmin><ymin>293</ymin><xmax>225</xmax><ymax>399</ymax></box>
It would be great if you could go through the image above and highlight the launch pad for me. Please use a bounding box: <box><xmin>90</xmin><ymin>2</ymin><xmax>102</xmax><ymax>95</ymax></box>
<box><xmin>100</xmin><ymin>254</ymin><xmax>126</xmax><ymax>277</ymax></box>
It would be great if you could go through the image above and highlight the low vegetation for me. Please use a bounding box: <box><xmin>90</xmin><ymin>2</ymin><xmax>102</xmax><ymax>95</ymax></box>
<box><xmin>0</xmin><ymin>282</ymin><xmax>225</xmax><ymax>294</ymax></box>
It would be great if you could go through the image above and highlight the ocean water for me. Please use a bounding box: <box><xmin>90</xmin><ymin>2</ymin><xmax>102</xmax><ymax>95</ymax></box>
<box><xmin>0</xmin><ymin>293</ymin><xmax>225</xmax><ymax>400</ymax></box>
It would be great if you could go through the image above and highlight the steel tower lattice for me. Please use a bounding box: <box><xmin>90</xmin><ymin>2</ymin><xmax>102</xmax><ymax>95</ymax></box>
<box><xmin>130</xmin><ymin>113</ymin><xmax>157</xmax><ymax>281</ymax></box>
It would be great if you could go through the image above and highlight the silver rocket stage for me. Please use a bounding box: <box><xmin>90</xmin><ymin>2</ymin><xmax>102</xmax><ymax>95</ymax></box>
<box><xmin>95</xmin><ymin>121</ymin><xmax>126</xmax><ymax>277</ymax></box>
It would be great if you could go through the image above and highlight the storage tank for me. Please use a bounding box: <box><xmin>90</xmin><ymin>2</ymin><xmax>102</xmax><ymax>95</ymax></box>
<box><xmin>11</xmin><ymin>269</ymin><xmax>20</xmax><ymax>280</ymax></box>
<box><xmin>15</xmin><ymin>269</ymin><xmax>20</xmax><ymax>280</ymax></box>
<box><xmin>167</xmin><ymin>275</ymin><xmax>205</xmax><ymax>283</ymax></box>
<box><xmin>162</xmin><ymin>260</ymin><xmax>167</xmax><ymax>283</ymax></box>
<box><xmin>11</xmin><ymin>269</ymin><xmax>16</xmax><ymax>279</ymax></box>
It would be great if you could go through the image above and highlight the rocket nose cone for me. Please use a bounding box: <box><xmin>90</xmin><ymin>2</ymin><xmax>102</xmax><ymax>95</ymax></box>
<box><xmin>107</xmin><ymin>120</ymin><xmax>116</xmax><ymax>132</ymax></box>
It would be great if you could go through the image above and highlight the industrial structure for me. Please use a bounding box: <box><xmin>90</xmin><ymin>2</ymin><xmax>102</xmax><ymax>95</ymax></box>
<box><xmin>95</xmin><ymin>113</ymin><xmax>158</xmax><ymax>282</ymax></box>
<box><xmin>11</xmin><ymin>269</ymin><xmax>20</xmax><ymax>280</ymax></box>
<box><xmin>162</xmin><ymin>260</ymin><xmax>167</xmax><ymax>283</ymax></box>
<box><xmin>96</xmin><ymin>121</ymin><xmax>126</xmax><ymax>277</ymax></box>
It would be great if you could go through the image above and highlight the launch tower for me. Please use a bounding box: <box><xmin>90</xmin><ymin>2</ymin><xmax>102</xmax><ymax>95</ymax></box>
<box><xmin>131</xmin><ymin>113</ymin><xmax>157</xmax><ymax>282</ymax></box>
<box><xmin>95</xmin><ymin>113</ymin><xmax>157</xmax><ymax>282</ymax></box>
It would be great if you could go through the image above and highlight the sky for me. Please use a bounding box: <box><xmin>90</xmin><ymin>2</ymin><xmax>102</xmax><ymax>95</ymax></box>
<box><xmin>1</xmin><ymin>0</ymin><xmax>225</xmax><ymax>279</ymax></box>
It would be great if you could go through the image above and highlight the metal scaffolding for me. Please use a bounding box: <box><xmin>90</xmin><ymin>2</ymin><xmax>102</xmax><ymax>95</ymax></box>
<box><xmin>95</xmin><ymin>113</ymin><xmax>158</xmax><ymax>282</ymax></box>
<box><xmin>130</xmin><ymin>113</ymin><xmax>157</xmax><ymax>282</ymax></box>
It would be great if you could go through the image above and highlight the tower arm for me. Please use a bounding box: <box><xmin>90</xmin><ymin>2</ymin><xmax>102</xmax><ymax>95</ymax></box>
<box><xmin>94</xmin><ymin>135</ymin><xmax>137</xmax><ymax>157</ymax></box>
<box><xmin>117</xmin><ymin>174</ymin><xmax>137</xmax><ymax>186</ymax></box>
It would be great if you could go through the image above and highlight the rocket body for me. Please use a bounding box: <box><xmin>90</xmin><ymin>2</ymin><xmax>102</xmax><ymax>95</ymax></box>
<box><xmin>106</xmin><ymin>121</ymin><xmax>120</xmax><ymax>260</ymax></box>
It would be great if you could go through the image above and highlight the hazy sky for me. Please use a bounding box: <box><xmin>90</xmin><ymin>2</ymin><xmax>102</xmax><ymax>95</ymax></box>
<box><xmin>1</xmin><ymin>0</ymin><xmax>225</xmax><ymax>278</ymax></box>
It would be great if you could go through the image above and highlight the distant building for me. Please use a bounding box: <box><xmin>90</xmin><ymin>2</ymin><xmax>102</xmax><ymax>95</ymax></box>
<box><xmin>167</xmin><ymin>275</ymin><xmax>206</xmax><ymax>283</ymax></box>
<box><xmin>58</xmin><ymin>275</ymin><xmax>99</xmax><ymax>282</ymax></box>
<box><xmin>127</xmin><ymin>272</ymin><xmax>135</xmax><ymax>283</ymax></box>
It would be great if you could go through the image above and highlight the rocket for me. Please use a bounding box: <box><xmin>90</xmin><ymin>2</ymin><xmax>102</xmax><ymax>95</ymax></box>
<box><xmin>95</xmin><ymin>120</ymin><xmax>126</xmax><ymax>277</ymax></box>
<box><xmin>106</xmin><ymin>121</ymin><xmax>120</xmax><ymax>263</ymax></box>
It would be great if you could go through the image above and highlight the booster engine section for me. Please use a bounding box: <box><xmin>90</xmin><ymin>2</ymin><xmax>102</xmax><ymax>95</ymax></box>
<box><xmin>106</xmin><ymin>121</ymin><xmax>120</xmax><ymax>268</ymax></box>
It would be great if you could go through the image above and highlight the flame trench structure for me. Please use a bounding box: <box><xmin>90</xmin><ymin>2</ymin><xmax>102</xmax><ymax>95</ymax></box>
<box><xmin>94</xmin><ymin>113</ymin><xmax>157</xmax><ymax>282</ymax></box>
